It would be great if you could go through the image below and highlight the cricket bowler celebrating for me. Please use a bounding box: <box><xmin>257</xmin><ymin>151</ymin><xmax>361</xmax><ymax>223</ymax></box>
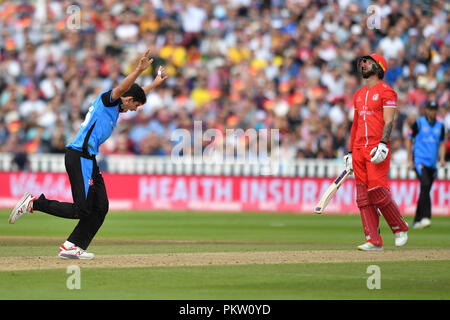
<box><xmin>9</xmin><ymin>49</ymin><xmax>168</xmax><ymax>259</ymax></box>
<box><xmin>344</xmin><ymin>53</ymin><xmax>409</xmax><ymax>251</ymax></box>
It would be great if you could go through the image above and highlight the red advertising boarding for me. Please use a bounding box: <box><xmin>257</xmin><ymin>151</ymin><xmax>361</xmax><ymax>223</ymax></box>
<box><xmin>0</xmin><ymin>171</ymin><xmax>449</xmax><ymax>215</ymax></box>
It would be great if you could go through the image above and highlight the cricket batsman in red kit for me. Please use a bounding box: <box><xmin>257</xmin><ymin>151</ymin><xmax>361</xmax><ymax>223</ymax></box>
<box><xmin>344</xmin><ymin>54</ymin><xmax>409</xmax><ymax>251</ymax></box>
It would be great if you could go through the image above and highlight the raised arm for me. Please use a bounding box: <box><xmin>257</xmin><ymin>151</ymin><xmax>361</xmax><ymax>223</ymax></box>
<box><xmin>142</xmin><ymin>66</ymin><xmax>168</xmax><ymax>95</ymax></box>
<box><xmin>111</xmin><ymin>49</ymin><xmax>153</xmax><ymax>101</ymax></box>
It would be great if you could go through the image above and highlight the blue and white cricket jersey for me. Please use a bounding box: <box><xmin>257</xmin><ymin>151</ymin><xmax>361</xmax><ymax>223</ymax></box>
<box><xmin>67</xmin><ymin>90</ymin><xmax>121</xmax><ymax>156</ymax></box>
<box><xmin>66</xmin><ymin>90</ymin><xmax>121</xmax><ymax>198</ymax></box>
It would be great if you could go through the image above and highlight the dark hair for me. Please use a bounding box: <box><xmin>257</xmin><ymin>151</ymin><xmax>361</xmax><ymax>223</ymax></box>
<box><xmin>122</xmin><ymin>83</ymin><xmax>147</xmax><ymax>105</ymax></box>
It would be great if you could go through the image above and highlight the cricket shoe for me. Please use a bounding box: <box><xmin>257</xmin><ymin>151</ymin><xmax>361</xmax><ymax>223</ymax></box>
<box><xmin>357</xmin><ymin>242</ymin><xmax>383</xmax><ymax>251</ymax></box>
<box><xmin>9</xmin><ymin>192</ymin><xmax>35</xmax><ymax>224</ymax></box>
<box><xmin>58</xmin><ymin>242</ymin><xmax>95</xmax><ymax>260</ymax></box>
<box><xmin>420</xmin><ymin>218</ymin><xmax>431</xmax><ymax>228</ymax></box>
<box><xmin>412</xmin><ymin>221</ymin><xmax>423</xmax><ymax>229</ymax></box>
<box><xmin>394</xmin><ymin>231</ymin><xmax>408</xmax><ymax>247</ymax></box>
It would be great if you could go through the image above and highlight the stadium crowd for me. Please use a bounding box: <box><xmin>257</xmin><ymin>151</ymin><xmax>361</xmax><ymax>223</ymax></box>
<box><xmin>0</xmin><ymin>0</ymin><xmax>449</xmax><ymax>168</ymax></box>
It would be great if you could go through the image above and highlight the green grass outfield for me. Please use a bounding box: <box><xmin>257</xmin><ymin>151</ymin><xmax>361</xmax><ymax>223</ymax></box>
<box><xmin>0</xmin><ymin>209</ymin><xmax>449</xmax><ymax>300</ymax></box>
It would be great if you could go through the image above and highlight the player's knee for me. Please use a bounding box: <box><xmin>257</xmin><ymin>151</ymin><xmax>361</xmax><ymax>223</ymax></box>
<box><xmin>356</xmin><ymin>182</ymin><xmax>370</xmax><ymax>208</ymax></box>
<box><xmin>74</xmin><ymin>204</ymin><xmax>92</xmax><ymax>219</ymax></box>
<box><xmin>368</xmin><ymin>186</ymin><xmax>390</xmax><ymax>208</ymax></box>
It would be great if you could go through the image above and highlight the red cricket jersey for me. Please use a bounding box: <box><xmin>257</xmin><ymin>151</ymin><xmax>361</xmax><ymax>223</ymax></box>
<box><xmin>350</xmin><ymin>81</ymin><xmax>397</xmax><ymax>150</ymax></box>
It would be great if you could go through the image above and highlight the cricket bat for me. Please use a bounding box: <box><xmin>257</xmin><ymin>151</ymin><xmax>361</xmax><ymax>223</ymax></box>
<box><xmin>314</xmin><ymin>168</ymin><xmax>352</xmax><ymax>214</ymax></box>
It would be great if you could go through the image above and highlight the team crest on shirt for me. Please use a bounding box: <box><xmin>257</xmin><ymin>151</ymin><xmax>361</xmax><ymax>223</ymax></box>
<box><xmin>372</xmin><ymin>94</ymin><xmax>379</xmax><ymax>101</ymax></box>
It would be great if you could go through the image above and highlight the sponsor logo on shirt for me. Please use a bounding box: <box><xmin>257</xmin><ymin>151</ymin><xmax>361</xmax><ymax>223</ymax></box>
<box><xmin>359</xmin><ymin>106</ymin><xmax>374</xmax><ymax>116</ymax></box>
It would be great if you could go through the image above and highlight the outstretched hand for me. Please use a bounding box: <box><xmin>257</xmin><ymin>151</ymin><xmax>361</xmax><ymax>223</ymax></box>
<box><xmin>153</xmin><ymin>66</ymin><xmax>168</xmax><ymax>87</ymax></box>
<box><xmin>136</xmin><ymin>49</ymin><xmax>153</xmax><ymax>72</ymax></box>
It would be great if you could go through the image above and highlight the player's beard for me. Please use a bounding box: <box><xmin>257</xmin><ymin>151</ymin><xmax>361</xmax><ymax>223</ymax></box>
<box><xmin>361</xmin><ymin>67</ymin><xmax>376</xmax><ymax>79</ymax></box>
<box><xmin>358</xmin><ymin>58</ymin><xmax>378</xmax><ymax>79</ymax></box>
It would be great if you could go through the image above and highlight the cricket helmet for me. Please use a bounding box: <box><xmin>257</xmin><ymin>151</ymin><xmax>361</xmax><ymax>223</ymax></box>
<box><xmin>358</xmin><ymin>53</ymin><xmax>388</xmax><ymax>79</ymax></box>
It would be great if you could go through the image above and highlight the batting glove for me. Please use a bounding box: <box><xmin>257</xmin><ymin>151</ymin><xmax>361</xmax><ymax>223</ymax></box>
<box><xmin>370</xmin><ymin>142</ymin><xmax>389</xmax><ymax>164</ymax></box>
<box><xmin>343</xmin><ymin>152</ymin><xmax>353</xmax><ymax>171</ymax></box>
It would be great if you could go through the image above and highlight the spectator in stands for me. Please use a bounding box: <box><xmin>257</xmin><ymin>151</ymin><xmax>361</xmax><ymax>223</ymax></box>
<box><xmin>385</xmin><ymin>57</ymin><xmax>403</xmax><ymax>87</ymax></box>
<box><xmin>391</xmin><ymin>136</ymin><xmax>408</xmax><ymax>165</ymax></box>
<box><xmin>378</xmin><ymin>27</ymin><xmax>405</xmax><ymax>61</ymax></box>
<box><xmin>0</xmin><ymin>0</ymin><xmax>448</xmax><ymax>165</ymax></box>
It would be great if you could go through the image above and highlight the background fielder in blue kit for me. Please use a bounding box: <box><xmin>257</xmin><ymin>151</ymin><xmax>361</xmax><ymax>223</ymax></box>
<box><xmin>407</xmin><ymin>101</ymin><xmax>446</xmax><ymax>229</ymax></box>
